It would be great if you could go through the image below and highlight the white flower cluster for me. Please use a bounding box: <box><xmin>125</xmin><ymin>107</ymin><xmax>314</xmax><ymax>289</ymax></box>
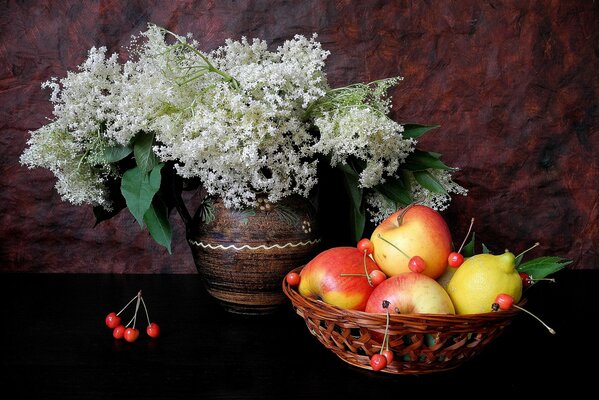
<box><xmin>313</xmin><ymin>107</ymin><xmax>413</xmax><ymax>188</ymax></box>
<box><xmin>20</xmin><ymin>24</ymin><xmax>467</xmax><ymax>224</ymax></box>
<box><xmin>151</xmin><ymin>32</ymin><xmax>330</xmax><ymax>208</ymax></box>
<box><xmin>20</xmin><ymin>47</ymin><xmax>122</xmax><ymax>208</ymax></box>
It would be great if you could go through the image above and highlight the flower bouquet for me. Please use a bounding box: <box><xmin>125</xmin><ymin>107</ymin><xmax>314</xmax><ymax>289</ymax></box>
<box><xmin>20</xmin><ymin>24</ymin><xmax>467</xmax><ymax>253</ymax></box>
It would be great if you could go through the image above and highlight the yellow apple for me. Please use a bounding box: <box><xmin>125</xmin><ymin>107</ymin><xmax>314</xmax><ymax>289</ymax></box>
<box><xmin>370</xmin><ymin>205</ymin><xmax>452</xmax><ymax>279</ymax></box>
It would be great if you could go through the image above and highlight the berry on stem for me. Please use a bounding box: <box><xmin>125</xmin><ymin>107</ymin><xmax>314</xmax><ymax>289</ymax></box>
<box><xmin>492</xmin><ymin>293</ymin><xmax>556</xmax><ymax>335</ymax></box>
<box><xmin>113</xmin><ymin>325</ymin><xmax>126</xmax><ymax>339</ymax></box>
<box><xmin>124</xmin><ymin>327</ymin><xmax>140</xmax><ymax>342</ymax></box>
<box><xmin>447</xmin><ymin>252</ymin><xmax>464</xmax><ymax>268</ymax></box>
<box><xmin>408</xmin><ymin>256</ymin><xmax>426</xmax><ymax>273</ymax></box>
<box><xmin>447</xmin><ymin>217</ymin><xmax>475</xmax><ymax>268</ymax></box>
<box><xmin>370</xmin><ymin>300</ymin><xmax>394</xmax><ymax>371</ymax></box>
<box><xmin>146</xmin><ymin>322</ymin><xmax>161</xmax><ymax>338</ymax></box>
<box><xmin>106</xmin><ymin>289</ymin><xmax>161</xmax><ymax>342</ymax></box>
<box><xmin>369</xmin><ymin>270</ymin><xmax>387</xmax><ymax>286</ymax></box>
<box><xmin>340</xmin><ymin>239</ymin><xmax>379</xmax><ymax>286</ymax></box>
<box><xmin>286</xmin><ymin>272</ymin><xmax>301</xmax><ymax>286</ymax></box>
<box><xmin>519</xmin><ymin>272</ymin><xmax>555</xmax><ymax>288</ymax></box>
<box><xmin>105</xmin><ymin>312</ymin><xmax>121</xmax><ymax>329</ymax></box>
<box><xmin>357</xmin><ymin>238</ymin><xmax>374</xmax><ymax>255</ymax></box>
<box><xmin>376</xmin><ymin>233</ymin><xmax>426</xmax><ymax>274</ymax></box>
<box><xmin>382</xmin><ymin>349</ymin><xmax>394</xmax><ymax>364</ymax></box>
<box><xmin>370</xmin><ymin>353</ymin><xmax>387</xmax><ymax>371</ymax></box>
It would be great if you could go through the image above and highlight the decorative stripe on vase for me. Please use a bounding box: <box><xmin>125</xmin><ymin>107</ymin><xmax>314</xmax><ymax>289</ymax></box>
<box><xmin>188</xmin><ymin>238</ymin><xmax>321</xmax><ymax>251</ymax></box>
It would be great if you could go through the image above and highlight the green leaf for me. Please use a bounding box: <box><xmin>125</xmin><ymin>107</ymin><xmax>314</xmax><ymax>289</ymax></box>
<box><xmin>336</xmin><ymin>162</ymin><xmax>359</xmax><ymax>178</ymax></box>
<box><xmin>102</xmin><ymin>144</ymin><xmax>132</xmax><ymax>163</ymax></box>
<box><xmin>517</xmin><ymin>256</ymin><xmax>572</xmax><ymax>279</ymax></box>
<box><xmin>482</xmin><ymin>243</ymin><xmax>492</xmax><ymax>254</ymax></box>
<box><xmin>404</xmin><ymin>150</ymin><xmax>454</xmax><ymax>171</ymax></box>
<box><xmin>121</xmin><ymin>163</ymin><xmax>164</xmax><ymax>226</ymax></box>
<box><xmin>143</xmin><ymin>199</ymin><xmax>172</xmax><ymax>254</ymax></box>
<box><xmin>412</xmin><ymin>170</ymin><xmax>447</xmax><ymax>194</ymax></box>
<box><xmin>198</xmin><ymin>198</ymin><xmax>216</xmax><ymax>224</ymax></box>
<box><xmin>133</xmin><ymin>132</ymin><xmax>158</xmax><ymax>172</ymax></box>
<box><xmin>401</xmin><ymin>124</ymin><xmax>440</xmax><ymax>139</ymax></box>
<box><xmin>340</xmin><ymin>168</ymin><xmax>365</xmax><ymax>242</ymax></box>
<box><xmin>375</xmin><ymin>177</ymin><xmax>412</xmax><ymax>206</ymax></box>
<box><xmin>462</xmin><ymin>232</ymin><xmax>476</xmax><ymax>257</ymax></box>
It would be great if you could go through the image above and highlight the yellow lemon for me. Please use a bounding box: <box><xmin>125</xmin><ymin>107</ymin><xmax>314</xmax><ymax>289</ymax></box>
<box><xmin>446</xmin><ymin>252</ymin><xmax>522</xmax><ymax>314</ymax></box>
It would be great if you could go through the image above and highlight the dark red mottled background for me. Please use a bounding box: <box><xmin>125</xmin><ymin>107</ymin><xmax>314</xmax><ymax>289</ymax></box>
<box><xmin>1</xmin><ymin>0</ymin><xmax>597</xmax><ymax>272</ymax></box>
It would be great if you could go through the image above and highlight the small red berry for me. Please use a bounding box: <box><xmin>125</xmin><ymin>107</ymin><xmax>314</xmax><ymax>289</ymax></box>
<box><xmin>112</xmin><ymin>325</ymin><xmax>126</xmax><ymax>339</ymax></box>
<box><xmin>357</xmin><ymin>238</ymin><xmax>374</xmax><ymax>255</ymax></box>
<box><xmin>146</xmin><ymin>322</ymin><xmax>161</xmax><ymax>338</ymax></box>
<box><xmin>408</xmin><ymin>256</ymin><xmax>426</xmax><ymax>273</ymax></box>
<box><xmin>105</xmin><ymin>312</ymin><xmax>121</xmax><ymax>329</ymax></box>
<box><xmin>381</xmin><ymin>349</ymin><xmax>394</xmax><ymax>364</ymax></box>
<box><xmin>519</xmin><ymin>272</ymin><xmax>531</xmax><ymax>288</ymax></box>
<box><xmin>370</xmin><ymin>353</ymin><xmax>387</xmax><ymax>371</ymax></box>
<box><xmin>369</xmin><ymin>270</ymin><xmax>387</xmax><ymax>287</ymax></box>
<box><xmin>285</xmin><ymin>272</ymin><xmax>301</xmax><ymax>286</ymax></box>
<box><xmin>447</xmin><ymin>252</ymin><xmax>464</xmax><ymax>268</ymax></box>
<box><xmin>495</xmin><ymin>293</ymin><xmax>514</xmax><ymax>310</ymax></box>
<box><xmin>124</xmin><ymin>327</ymin><xmax>140</xmax><ymax>343</ymax></box>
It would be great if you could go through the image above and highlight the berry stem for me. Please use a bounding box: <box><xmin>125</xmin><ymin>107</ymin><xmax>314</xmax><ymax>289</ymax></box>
<box><xmin>132</xmin><ymin>290</ymin><xmax>142</xmax><ymax>329</ymax></box>
<box><xmin>382</xmin><ymin>308</ymin><xmax>391</xmax><ymax>353</ymax></box>
<box><xmin>140</xmin><ymin>296</ymin><xmax>152</xmax><ymax>326</ymax></box>
<box><xmin>513</xmin><ymin>304</ymin><xmax>556</xmax><ymax>335</ymax></box>
<box><xmin>457</xmin><ymin>217</ymin><xmax>475</xmax><ymax>253</ymax></box>
<box><xmin>363</xmin><ymin>251</ymin><xmax>373</xmax><ymax>286</ymax></box>
<box><xmin>516</xmin><ymin>242</ymin><xmax>540</xmax><ymax>259</ymax></box>
<box><xmin>116</xmin><ymin>294</ymin><xmax>138</xmax><ymax>316</ymax></box>
<box><xmin>377</xmin><ymin>233</ymin><xmax>410</xmax><ymax>259</ymax></box>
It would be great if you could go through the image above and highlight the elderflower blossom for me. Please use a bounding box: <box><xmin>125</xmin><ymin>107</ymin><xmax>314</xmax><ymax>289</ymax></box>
<box><xmin>20</xmin><ymin>46</ymin><xmax>123</xmax><ymax>208</ymax></box>
<box><xmin>151</xmin><ymin>32</ymin><xmax>330</xmax><ymax>208</ymax></box>
<box><xmin>313</xmin><ymin>107</ymin><xmax>414</xmax><ymax>188</ymax></box>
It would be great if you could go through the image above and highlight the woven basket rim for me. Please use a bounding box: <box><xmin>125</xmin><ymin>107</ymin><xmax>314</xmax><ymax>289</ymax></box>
<box><xmin>282</xmin><ymin>265</ymin><xmax>525</xmax><ymax>323</ymax></box>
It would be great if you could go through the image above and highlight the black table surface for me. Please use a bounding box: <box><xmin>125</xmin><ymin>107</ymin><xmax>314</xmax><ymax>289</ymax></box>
<box><xmin>0</xmin><ymin>268</ymin><xmax>595</xmax><ymax>399</ymax></box>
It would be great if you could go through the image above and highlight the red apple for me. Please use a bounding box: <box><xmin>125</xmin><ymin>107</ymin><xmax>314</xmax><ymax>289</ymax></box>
<box><xmin>365</xmin><ymin>272</ymin><xmax>455</xmax><ymax>315</ymax></box>
<box><xmin>370</xmin><ymin>205</ymin><xmax>452</xmax><ymax>279</ymax></box>
<box><xmin>298</xmin><ymin>247</ymin><xmax>383</xmax><ymax>311</ymax></box>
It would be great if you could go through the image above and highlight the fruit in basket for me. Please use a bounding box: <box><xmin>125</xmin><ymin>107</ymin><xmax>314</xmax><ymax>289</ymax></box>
<box><xmin>435</xmin><ymin>265</ymin><xmax>458</xmax><ymax>289</ymax></box>
<box><xmin>298</xmin><ymin>247</ymin><xmax>383</xmax><ymax>310</ymax></box>
<box><xmin>446</xmin><ymin>252</ymin><xmax>522</xmax><ymax>314</ymax></box>
<box><xmin>370</xmin><ymin>353</ymin><xmax>387</xmax><ymax>371</ymax></box>
<box><xmin>285</xmin><ymin>272</ymin><xmax>301</xmax><ymax>286</ymax></box>
<box><xmin>370</xmin><ymin>204</ymin><xmax>452</xmax><ymax>279</ymax></box>
<box><xmin>365</xmin><ymin>272</ymin><xmax>455</xmax><ymax>315</ymax></box>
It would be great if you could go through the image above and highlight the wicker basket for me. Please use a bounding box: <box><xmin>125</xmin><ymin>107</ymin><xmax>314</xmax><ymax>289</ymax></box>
<box><xmin>282</xmin><ymin>266</ymin><xmax>524</xmax><ymax>374</ymax></box>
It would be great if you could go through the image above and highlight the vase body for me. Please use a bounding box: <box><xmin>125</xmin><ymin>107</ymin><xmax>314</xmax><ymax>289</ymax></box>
<box><xmin>187</xmin><ymin>195</ymin><xmax>321</xmax><ymax>315</ymax></box>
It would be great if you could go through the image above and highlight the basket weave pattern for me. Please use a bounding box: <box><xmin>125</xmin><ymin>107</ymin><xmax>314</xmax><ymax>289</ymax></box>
<box><xmin>283</xmin><ymin>267</ymin><xmax>523</xmax><ymax>374</ymax></box>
